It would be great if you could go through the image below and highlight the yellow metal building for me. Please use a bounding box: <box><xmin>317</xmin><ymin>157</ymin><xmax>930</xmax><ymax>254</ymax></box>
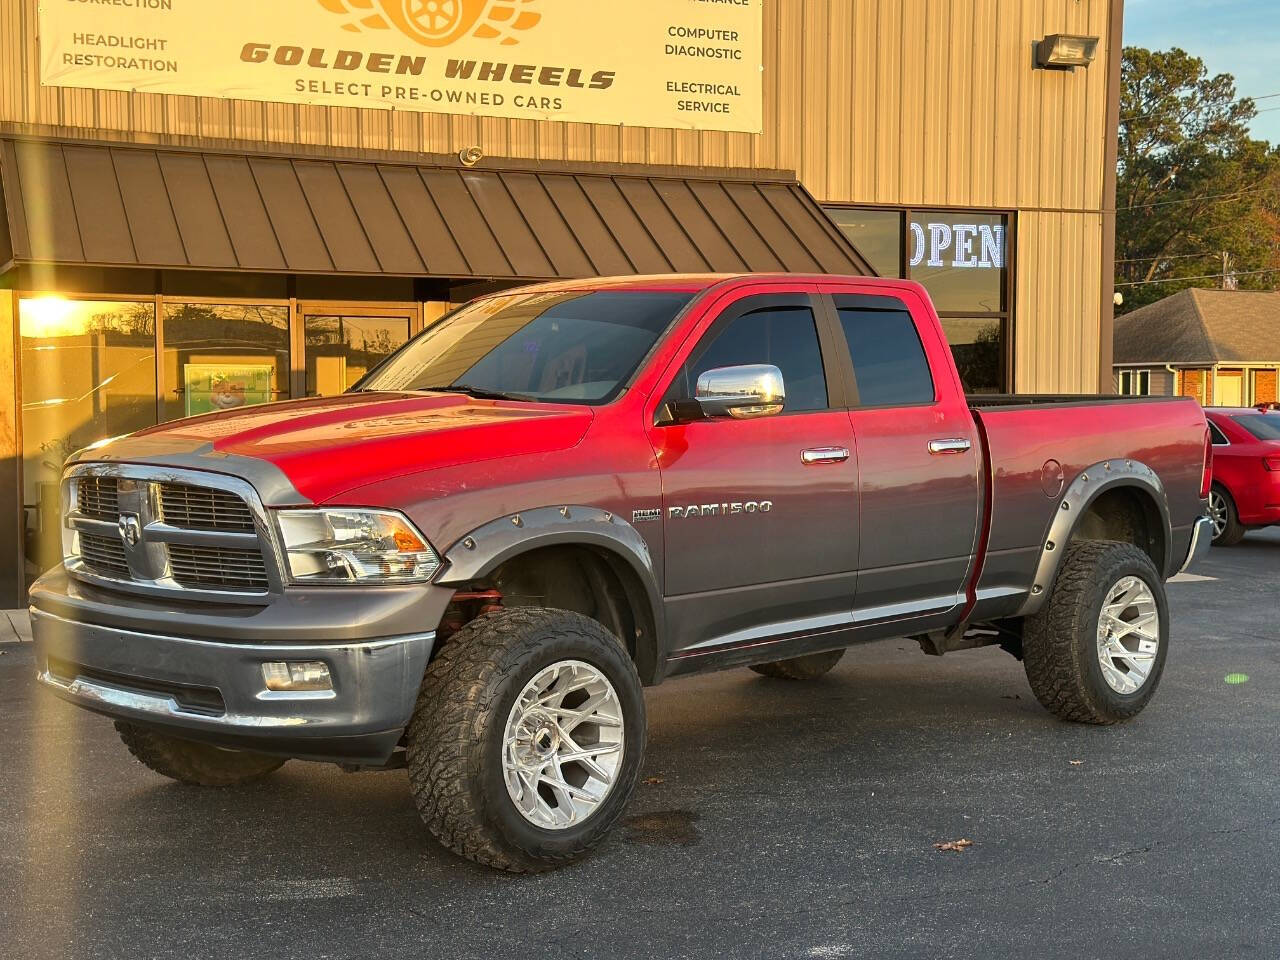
<box><xmin>0</xmin><ymin>0</ymin><xmax>1123</xmax><ymax>602</ymax></box>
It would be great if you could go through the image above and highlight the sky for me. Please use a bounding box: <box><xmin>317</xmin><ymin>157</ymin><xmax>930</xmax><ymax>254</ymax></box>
<box><xmin>1125</xmin><ymin>0</ymin><xmax>1280</xmax><ymax>145</ymax></box>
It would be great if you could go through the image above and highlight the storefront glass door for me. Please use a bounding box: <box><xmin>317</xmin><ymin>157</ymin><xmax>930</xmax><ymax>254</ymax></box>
<box><xmin>161</xmin><ymin>302</ymin><xmax>291</xmax><ymax>420</ymax></box>
<box><xmin>302</xmin><ymin>310</ymin><xmax>414</xmax><ymax>396</ymax></box>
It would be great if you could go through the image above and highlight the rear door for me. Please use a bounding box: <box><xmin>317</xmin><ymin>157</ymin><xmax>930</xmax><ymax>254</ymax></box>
<box><xmin>820</xmin><ymin>287</ymin><xmax>982</xmax><ymax>623</ymax></box>
<box><xmin>646</xmin><ymin>285</ymin><xmax>860</xmax><ymax>658</ymax></box>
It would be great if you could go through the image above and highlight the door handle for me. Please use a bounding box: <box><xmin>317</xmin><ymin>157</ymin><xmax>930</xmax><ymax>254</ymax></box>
<box><xmin>928</xmin><ymin>438</ymin><xmax>972</xmax><ymax>455</ymax></box>
<box><xmin>801</xmin><ymin>446</ymin><xmax>851</xmax><ymax>465</ymax></box>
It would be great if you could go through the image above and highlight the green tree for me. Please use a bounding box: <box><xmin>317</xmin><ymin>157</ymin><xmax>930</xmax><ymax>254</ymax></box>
<box><xmin>1116</xmin><ymin>47</ymin><xmax>1280</xmax><ymax>311</ymax></box>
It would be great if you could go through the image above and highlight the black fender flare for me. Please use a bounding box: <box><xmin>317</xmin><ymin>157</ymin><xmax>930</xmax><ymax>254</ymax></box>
<box><xmin>1016</xmin><ymin>458</ymin><xmax>1172</xmax><ymax>617</ymax></box>
<box><xmin>436</xmin><ymin>505</ymin><xmax>665</xmax><ymax>679</ymax></box>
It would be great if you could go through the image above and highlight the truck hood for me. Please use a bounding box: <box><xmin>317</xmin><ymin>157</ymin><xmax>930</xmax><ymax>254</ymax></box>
<box><xmin>77</xmin><ymin>392</ymin><xmax>594</xmax><ymax>504</ymax></box>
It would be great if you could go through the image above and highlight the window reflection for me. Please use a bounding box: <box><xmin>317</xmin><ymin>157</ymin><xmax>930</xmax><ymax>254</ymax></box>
<box><xmin>825</xmin><ymin>208</ymin><xmax>902</xmax><ymax>278</ymax></box>
<box><xmin>161</xmin><ymin>303</ymin><xmax>289</xmax><ymax>421</ymax></box>
<box><xmin>304</xmin><ymin>315</ymin><xmax>410</xmax><ymax>396</ymax></box>
<box><xmin>19</xmin><ymin>297</ymin><xmax>157</xmax><ymax>579</ymax></box>
<box><xmin>941</xmin><ymin>317</ymin><xmax>1006</xmax><ymax>393</ymax></box>
<box><xmin>908</xmin><ymin>211</ymin><xmax>1007</xmax><ymax>313</ymax></box>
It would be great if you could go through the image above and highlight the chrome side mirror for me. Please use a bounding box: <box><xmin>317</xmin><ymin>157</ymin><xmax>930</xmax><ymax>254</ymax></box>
<box><xmin>694</xmin><ymin>364</ymin><xmax>786</xmax><ymax>420</ymax></box>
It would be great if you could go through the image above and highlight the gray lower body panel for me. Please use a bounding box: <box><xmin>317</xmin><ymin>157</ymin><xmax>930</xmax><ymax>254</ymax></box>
<box><xmin>31</xmin><ymin>607</ymin><xmax>434</xmax><ymax>764</ymax></box>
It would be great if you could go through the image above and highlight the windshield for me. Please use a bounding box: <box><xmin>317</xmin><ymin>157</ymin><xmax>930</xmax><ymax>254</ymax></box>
<box><xmin>1232</xmin><ymin>413</ymin><xmax>1280</xmax><ymax>441</ymax></box>
<box><xmin>358</xmin><ymin>290</ymin><xmax>695</xmax><ymax>404</ymax></box>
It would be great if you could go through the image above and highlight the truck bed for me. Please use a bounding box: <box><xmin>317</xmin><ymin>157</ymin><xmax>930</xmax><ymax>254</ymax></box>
<box><xmin>968</xmin><ymin>394</ymin><xmax>1190</xmax><ymax>409</ymax></box>
<box><xmin>967</xmin><ymin>394</ymin><xmax>1207</xmax><ymax>622</ymax></box>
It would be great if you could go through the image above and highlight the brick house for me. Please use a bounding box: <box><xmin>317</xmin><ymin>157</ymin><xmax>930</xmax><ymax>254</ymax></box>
<box><xmin>1112</xmin><ymin>288</ymin><xmax>1280</xmax><ymax>406</ymax></box>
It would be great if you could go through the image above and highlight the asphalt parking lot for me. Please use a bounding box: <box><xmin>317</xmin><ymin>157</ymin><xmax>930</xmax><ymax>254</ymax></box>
<box><xmin>1</xmin><ymin>530</ymin><xmax>1277</xmax><ymax>960</ymax></box>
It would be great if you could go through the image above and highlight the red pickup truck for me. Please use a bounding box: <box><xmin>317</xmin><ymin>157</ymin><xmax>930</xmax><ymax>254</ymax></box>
<box><xmin>31</xmin><ymin>273</ymin><xmax>1212</xmax><ymax>872</ymax></box>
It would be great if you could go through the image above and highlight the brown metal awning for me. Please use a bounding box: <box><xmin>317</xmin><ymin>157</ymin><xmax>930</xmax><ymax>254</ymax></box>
<box><xmin>0</xmin><ymin>137</ymin><xmax>871</xmax><ymax>280</ymax></box>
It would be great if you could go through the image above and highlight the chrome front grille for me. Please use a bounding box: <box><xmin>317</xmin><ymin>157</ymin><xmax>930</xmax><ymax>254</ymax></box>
<box><xmin>168</xmin><ymin>544</ymin><xmax>269</xmax><ymax>592</ymax></box>
<box><xmin>158</xmin><ymin>482</ymin><xmax>255</xmax><ymax>531</ymax></box>
<box><xmin>66</xmin><ymin>467</ymin><xmax>275</xmax><ymax>598</ymax></box>
<box><xmin>77</xmin><ymin>476</ymin><xmax>120</xmax><ymax>521</ymax></box>
<box><xmin>79</xmin><ymin>532</ymin><xmax>130</xmax><ymax>577</ymax></box>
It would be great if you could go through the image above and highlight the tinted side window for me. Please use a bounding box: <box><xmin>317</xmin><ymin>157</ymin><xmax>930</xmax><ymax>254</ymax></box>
<box><xmin>1232</xmin><ymin>414</ymin><xmax>1280</xmax><ymax>441</ymax></box>
<box><xmin>1208</xmin><ymin>421</ymin><xmax>1229</xmax><ymax>445</ymax></box>
<box><xmin>836</xmin><ymin>304</ymin><xmax>935</xmax><ymax>406</ymax></box>
<box><xmin>684</xmin><ymin>305</ymin><xmax>828</xmax><ymax>412</ymax></box>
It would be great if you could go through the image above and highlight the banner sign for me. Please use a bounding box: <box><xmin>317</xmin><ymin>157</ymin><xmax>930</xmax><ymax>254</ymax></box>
<box><xmin>38</xmin><ymin>0</ymin><xmax>763</xmax><ymax>133</ymax></box>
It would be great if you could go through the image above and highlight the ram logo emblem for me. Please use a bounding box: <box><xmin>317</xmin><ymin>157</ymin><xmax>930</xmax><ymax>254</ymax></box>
<box><xmin>118</xmin><ymin>513</ymin><xmax>143</xmax><ymax>547</ymax></box>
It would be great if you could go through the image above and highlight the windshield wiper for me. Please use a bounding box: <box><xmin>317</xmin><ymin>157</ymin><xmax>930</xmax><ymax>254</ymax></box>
<box><xmin>418</xmin><ymin>383</ymin><xmax>535</xmax><ymax>402</ymax></box>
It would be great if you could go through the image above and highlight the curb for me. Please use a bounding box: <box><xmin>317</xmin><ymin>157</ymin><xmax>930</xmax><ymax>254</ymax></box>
<box><xmin>1</xmin><ymin>610</ymin><xmax>32</xmax><ymax>645</ymax></box>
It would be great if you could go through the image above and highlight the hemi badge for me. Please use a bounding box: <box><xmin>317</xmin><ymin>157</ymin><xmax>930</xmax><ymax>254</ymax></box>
<box><xmin>631</xmin><ymin>508</ymin><xmax>661</xmax><ymax>523</ymax></box>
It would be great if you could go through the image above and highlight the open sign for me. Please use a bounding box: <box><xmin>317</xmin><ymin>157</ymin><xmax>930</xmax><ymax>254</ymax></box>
<box><xmin>910</xmin><ymin>221</ymin><xmax>1006</xmax><ymax>270</ymax></box>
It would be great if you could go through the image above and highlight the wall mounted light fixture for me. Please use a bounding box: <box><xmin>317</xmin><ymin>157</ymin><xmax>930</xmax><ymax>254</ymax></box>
<box><xmin>1035</xmin><ymin>34</ymin><xmax>1099</xmax><ymax>70</ymax></box>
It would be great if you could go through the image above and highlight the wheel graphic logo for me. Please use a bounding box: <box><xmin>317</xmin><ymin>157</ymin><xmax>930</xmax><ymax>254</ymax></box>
<box><xmin>402</xmin><ymin>0</ymin><xmax>469</xmax><ymax>43</ymax></box>
<box><xmin>318</xmin><ymin>0</ymin><xmax>542</xmax><ymax>48</ymax></box>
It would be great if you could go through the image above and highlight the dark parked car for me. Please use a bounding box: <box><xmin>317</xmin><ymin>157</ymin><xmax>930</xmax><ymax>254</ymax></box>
<box><xmin>1205</xmin><ymin>405</ymin><xmax>1280</xmax><ymax>545</ymax></box>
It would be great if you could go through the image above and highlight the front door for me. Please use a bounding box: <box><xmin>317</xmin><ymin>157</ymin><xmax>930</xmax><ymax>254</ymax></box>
<box><xmin>1217</xmin><ymin>371</ymin><xmax>1243</xmax><ymax>407</ymax></box>
<box><xmin>647</xmin><ymin>289</ymin><xmax>860</xmax><ymax>658</ymax></box>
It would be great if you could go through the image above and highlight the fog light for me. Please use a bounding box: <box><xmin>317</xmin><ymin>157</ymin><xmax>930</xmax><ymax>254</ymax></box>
<box><xmin>262</xmin><ymin>661</ymin><xmax>332</xmax><ymax>692</ymax></box>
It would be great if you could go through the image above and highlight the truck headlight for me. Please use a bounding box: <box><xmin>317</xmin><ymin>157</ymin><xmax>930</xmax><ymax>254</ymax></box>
<box><xmin>274</xmin><ymin>509</ymin><xmax>441</xmax><ymax>584</ymax></box>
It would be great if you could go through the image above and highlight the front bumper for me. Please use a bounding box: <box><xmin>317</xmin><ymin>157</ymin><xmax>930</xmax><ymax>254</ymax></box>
<box><xmin>31</xmin><ymin>606</ymin><xmax>435</xmax><ymax>764</ymax></box>
<box><xmin>1178</xmin><ymin>515</ymin><xmax>1214</xmax><ymax>574</ymax></box>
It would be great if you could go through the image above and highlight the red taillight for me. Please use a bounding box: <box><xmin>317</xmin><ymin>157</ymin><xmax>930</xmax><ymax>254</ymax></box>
<box><xmin>1200</xmin><ymin>426</ymin><xmax>1213</xmax><ymax>498</ymax></box>
<box><xmin>1264</xmin><ymin>455</ymin><xmax>1280</xmax><ymax>472</ymax></box>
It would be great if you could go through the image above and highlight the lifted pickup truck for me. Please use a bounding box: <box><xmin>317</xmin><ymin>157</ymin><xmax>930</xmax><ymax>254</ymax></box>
<box><xmin>31</xmin><ymin>274</ymin><xmax>1213</xmax><ymax>872</ymax></box>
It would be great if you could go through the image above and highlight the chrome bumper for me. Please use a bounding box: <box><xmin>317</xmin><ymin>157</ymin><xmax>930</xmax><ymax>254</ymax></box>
<box><xmin>1178</xmin><ymin>515</ymin><xmax>1214</xmax><ymax>574</ymax></box>
<box><xmin>31</xmin><ymin>607</ymin><xmax>434</xmax><ymax>763</ymax></box>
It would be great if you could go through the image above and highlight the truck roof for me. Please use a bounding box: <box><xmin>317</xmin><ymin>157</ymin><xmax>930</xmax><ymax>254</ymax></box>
<box><xmin>489</xmin><ymin>273</ymin><xmax>909</xmax><ymax>296</ymax></box>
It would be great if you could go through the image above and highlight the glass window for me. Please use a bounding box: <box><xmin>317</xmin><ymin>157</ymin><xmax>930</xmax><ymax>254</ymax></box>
<box><xmin>835</xmin><ymin>303</ymin><xmax>934</xmax><ymax>407</ymax></box>
<box><xmin>305</xmin><ymin>315</ymin><xmax>411</xmax><ymax>396</ymax></box>
<box><xmin>19</xmin><ymin>297</ymin><xmax>157</xmax><ymax>578</ymax></box>
<box><xmin>908</xmin><ymin>211</ymin><xmax>1008</xmax><ymax>313</ymax></box>
<box><xmin>684</xmin><ymin>305</ymin><xmax>828</xmax><ymax>413</ymax></box>
<box><xmin>824</xmin><ymin>206</ymin><xmax>1011</xmax><ymax>394</ymax></box>
<box><xmin>1207</xmin><ymin>421</ymin><xmax>1230</xmax><ymax>445</ymax></box>
<box><xmin>361</xmin><ymin>291</ymin><xmax>693</xmax><ymax>404</ymax></box>
<box><xmin>943</xmin><ymin>318</ymin><xmax>1007</xmax><ymax>394</ymax></box>
<box><xmin>1117</xmin><ymin>370</ymin><xmax>1150</xmax><ymax>397</ymax></box>
<box><xmin>1232</xmin><ymin>414</ymin><xmax>1280</xmax><ymax>441</ymax></box>
<box><xmin>160</xmin><ymin>303</ymin><xmax>289</xmax><ymax>421</ymax></box>
<box><xmin>825</xmin><ymin>208</ymin><xmax>902</xmax><ymax>277</ymax></box>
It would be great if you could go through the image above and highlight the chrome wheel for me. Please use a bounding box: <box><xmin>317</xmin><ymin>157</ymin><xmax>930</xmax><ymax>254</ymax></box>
<box><xmin>1096</xmin><ymin>576</ymin><xmax>1160</xmax><ymax>694</ymax></box>
<box><xmin>1208</xmin><ymin>489</ymin><xmax>1229</xmax><ymax>539</ymax></box>
<box><xmin>502</xmin><ymin>660</ymin><xmax>624</xmax><ymax>830</ymax></box>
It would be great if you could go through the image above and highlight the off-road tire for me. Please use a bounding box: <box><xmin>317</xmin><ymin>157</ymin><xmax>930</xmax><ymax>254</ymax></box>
<box><xmin>1022</xmin><ymin>540</ymin><xmax>1169</xmax><ymax>724</ymax></box>
<box><xmin>749</xmin><ymin>648</ymin><xmax>845</xmax><ymax>680</ymax></box>
<box><xmin>406</xmin><ymin>607</ymin><xmax>646</xmax><ymax>873</ymax></box>
<box><xmin>114</xmin><ymin>721</ymin><xmax>286</xmax><ymax>786</ymax></box>
<box><xmin>1210</xmin><ymin>484</ymin><xmax>1246</xmax><ymax>546</ymax></box>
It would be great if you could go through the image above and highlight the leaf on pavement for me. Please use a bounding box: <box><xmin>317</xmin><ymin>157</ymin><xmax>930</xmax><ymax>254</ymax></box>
<box><xmin>933</xmin><ymin>839</ymin><xmax>973</xmax><ymax>853</ymax></box>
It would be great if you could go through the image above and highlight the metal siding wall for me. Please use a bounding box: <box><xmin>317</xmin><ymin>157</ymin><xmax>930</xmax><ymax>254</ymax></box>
<box><xmin>1</xmin><ymin>0</ymin><xmax>1114</xmax><ymax>392</ymax></box>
